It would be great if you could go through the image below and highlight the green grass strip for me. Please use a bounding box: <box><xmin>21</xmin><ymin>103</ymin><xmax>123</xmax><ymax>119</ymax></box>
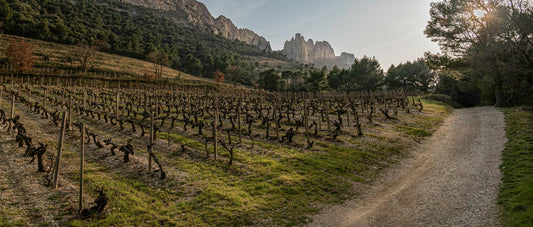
<box><xmin>499</xmin><ymin>107</ymin><xmax>533</xmax><ymax>226</ymax></box>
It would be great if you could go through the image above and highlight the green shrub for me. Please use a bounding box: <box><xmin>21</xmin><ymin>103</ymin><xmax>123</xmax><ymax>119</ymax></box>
<box><xmin>424</xmin><ymin>94</ymin><xmax>462</xmax><ymax>108</ymax></box>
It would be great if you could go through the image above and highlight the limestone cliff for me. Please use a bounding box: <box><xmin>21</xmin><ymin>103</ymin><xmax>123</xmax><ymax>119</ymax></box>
<box><xmin>115</xmin><ymin>0</ymin><xmax>272</xmax><ymax>51</ymax></box>
<box><xmin>213</xmin><ymin>16</ymin><xmax>271</xmax><ymax>51</ymax></box>
<box><xmin>282</xmin><ymin>33</ymin><xmax>334</xmax><ymax>63</ymax></box>
<box><xmin>282</xmin><ymin>34</ymin><xmax>354</xmax><ymax>69</ymax></box>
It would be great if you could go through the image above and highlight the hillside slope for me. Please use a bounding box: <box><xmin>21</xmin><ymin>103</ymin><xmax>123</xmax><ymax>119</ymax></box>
<box><xmin>0</xmin><ymin>34</ymin><xmax>211</xmax><ymax>84</ymax></box>
<box><xmin>0</xmin><ymin>0</ymin><xmax>288</xmax><ymax>81</ymax></box>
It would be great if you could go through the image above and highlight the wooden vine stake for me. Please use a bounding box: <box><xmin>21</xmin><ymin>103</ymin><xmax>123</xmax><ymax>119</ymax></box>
<box><xmin>68</xmin><ymin>96</ymin><xmax>72</xmax><ymax>130</ymax></box>
<box><xmin>213</xmin><ymin>94</ymin><xmax>218</xmax><ymax>160</ymax></box>
<box><xmin>83</xmin><ymin>90</ymin><xmax>86</xmax><ymax>110</ymax></box>
<box><xmin>9</xmin><ymin>94</ymin><xmax>14</xmax><ymax>135</ymax></box>
<box><xmin>116</xmin><ymin>87</ymin><xmax>120</xmax><ymax>120</ymax></box>
<box><xmin>149</xmin><ymin>113</ymin><xmax>154</xmax><ymax>172</ymax></box>
<box><xmin>345</xmin><ymin>98</ymin><xmax>350</xmax><ymax>127</ymax></box>
<box><xmin>10</xmin><ymin>94</ymin><xmax>15</xmax><ymax>119</ymax></box>
<box><xmin>79</xmin><ymin>123</ymin><xmax>85</xmax><ymax>214</ymax></box>
<box><xmin>275</xmin><ymin>99</ymin><xmax>280</xmax><ymax>139</ymax></box>
<box><xmin>43</xmin><ymin>87</ymin><xmax>47</xmax><ymax>110</ymax></box>
<box><xmin>326</xmin><ymin>101</ymin><xmax>331</xmax><ymax>133</ymax></box>
<box><xmin>237</xmin><ymin>97</ymin><xmax>242</xmax><ymax>144</ymax></box>
<box><xmin>52</xmin><ymin>112</ymin><xmax>67</xmax><ymax>189</ymax></box>
<box><xmin>144</xmin><ymin>91</ymin><xmax>148</xmax><ymax>109</ymax></box>
<box><xmin>304</xmin><ymin>100</ymin><xmax>310</xmax><ymax>147</ymax></box>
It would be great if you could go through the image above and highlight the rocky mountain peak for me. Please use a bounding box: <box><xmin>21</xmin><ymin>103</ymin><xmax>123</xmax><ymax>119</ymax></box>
<box><xmin>337</xmin><ymin>52</ymin><xmax>356</xmax><ymax>66</ymax></box>
<box><xmin>282</xmin><ymin>34</ymin><xmax>355</xmax><ymax>69</ymax></box>
<box><xmin>115</xmin><ymin>0</ymin><xmax>272</xmax><ymax>51</ymax></box>
<box><xmin>282</xmin><ymin>33</ymin><xmax>335</xmax><ymax>63</ymax></box>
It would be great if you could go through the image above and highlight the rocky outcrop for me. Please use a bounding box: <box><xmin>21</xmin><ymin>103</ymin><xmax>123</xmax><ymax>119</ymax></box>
<box><xmin>335</xmin><ymin>52</ymin><xmax>356</xmax><ymax>68</ymax></box>
<box><xmin>282</xmin><ymin>33</ymin><xmax>335</xmax><ymax>63</ymax></box>
<box><xmin>314</xmin><ymin>41</ymin><xmax>336</xmax><ymax>60</ymax></box>
<box><xmin>213</xmin><ymin>16</ymin><xmax>271</xmax><ymax>51</ymax></box>
<box><xmin>115</xmin><ymin>0</ymin><xmax>272</xmax><ymax>51</ymax></box>
<box><xmin>282</xmin><ymin>34</ymin><xmax>354</xmax><ymax>69</ymax></box>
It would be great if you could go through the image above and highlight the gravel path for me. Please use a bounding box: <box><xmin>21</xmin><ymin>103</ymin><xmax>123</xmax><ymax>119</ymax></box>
<box><xmin>310</xmin><ymin>107</ymin><xmax>507</xmax><ymax>227</ymax></box>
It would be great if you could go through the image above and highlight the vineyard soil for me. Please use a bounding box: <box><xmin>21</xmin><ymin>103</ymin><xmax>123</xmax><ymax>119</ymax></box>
<box><xmin>0</xmin><ymin>78</ymin><xmax>451</xmax><ymax>226</ymax></box>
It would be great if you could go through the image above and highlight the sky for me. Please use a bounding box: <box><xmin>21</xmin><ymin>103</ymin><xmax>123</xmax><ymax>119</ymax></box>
<box><xmin>199</xmin><ymin>0</ymin><xmax>441</xmax><ymax>69</ymax></box>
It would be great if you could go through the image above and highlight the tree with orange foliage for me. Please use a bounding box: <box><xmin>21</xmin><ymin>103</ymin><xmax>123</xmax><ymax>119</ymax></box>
<box><xmin>4</xmin><ymin>39</ymin><xmax>35</xmax><ymax>73</ymax></box>
<box><xmin>214</xmin><ymin>69</ymin><xmax>225</xmax><ymax>86</ymax></box>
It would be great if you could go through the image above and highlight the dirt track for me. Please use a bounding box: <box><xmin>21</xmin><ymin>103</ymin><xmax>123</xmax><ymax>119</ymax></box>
<box><xmin>310</xmin><ymin>107</ymin><xmax>507</xmax><ymax>226</ymax></box>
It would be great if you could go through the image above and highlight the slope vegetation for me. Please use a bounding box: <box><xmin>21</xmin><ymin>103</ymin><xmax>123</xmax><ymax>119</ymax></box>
<box><xmin>0</xmin><ymin>34</ymin><xmax>210</xmax><ymax>84</ymax></box>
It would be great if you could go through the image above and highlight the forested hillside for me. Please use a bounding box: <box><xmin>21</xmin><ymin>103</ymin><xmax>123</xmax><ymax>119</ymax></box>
<box><xmin>0</xmin><ymin>0</ymin><xmax>287</xmax><ymax>83</ymax></box>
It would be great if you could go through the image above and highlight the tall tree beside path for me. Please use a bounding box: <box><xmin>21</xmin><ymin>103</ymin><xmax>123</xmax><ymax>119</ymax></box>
<box><xmin>425</xmin><ymin>0</ymin><xmax>533</xmax><ymax>106</ymax></box>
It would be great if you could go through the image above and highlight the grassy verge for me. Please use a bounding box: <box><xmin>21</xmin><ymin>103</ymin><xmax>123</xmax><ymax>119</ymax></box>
<box><xmin>499</xmin><ymin>107</ymin><xmax>533</xmax><ymax>226</ymax></box>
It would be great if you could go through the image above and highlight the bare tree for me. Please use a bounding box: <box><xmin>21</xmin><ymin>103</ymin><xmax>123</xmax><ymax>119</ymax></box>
<box><xmin>70</xmin><ymin>45</ymin><xmax>96</xmax><ymax>74</ymax></box>
<box><xmin>70</xmin><ymin>40</ymin><xmax>106</xmax><ymax>74</ymax></box>
<box><xmin>147</xmin><ymin>51</ymin><xmax>168</xmax><ymax>79</ymax></box>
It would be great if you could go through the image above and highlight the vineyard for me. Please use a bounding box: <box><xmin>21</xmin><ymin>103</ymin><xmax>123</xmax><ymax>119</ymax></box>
<box><xmin>0</xmin><ymin>74</ymin><xmax>450</xmax><ymax>226</ymax></box>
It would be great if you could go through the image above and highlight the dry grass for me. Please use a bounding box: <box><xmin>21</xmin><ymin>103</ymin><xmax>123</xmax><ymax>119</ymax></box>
<box><xmin>244</xmin><ymin>55</ymin><xmax>301</xmax><ymax>71</ymax></box>
<box><xmin>0</xmin><ymin>34</ymin><xmax>210</xmax><ymax>84</ymax></box>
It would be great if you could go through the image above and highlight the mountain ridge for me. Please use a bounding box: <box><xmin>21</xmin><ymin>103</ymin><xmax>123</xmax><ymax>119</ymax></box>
<box><xmin>117</xmin><ymin>0</ymin><xmax>272</xmax><ymax>51</ymax></box>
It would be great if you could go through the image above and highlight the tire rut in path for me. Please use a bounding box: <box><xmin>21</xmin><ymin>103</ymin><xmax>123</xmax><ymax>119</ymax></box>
<box><xmin>310</xmin><ymin>107</ymin><xmax>507</xmax><ymax>226</ymax></box>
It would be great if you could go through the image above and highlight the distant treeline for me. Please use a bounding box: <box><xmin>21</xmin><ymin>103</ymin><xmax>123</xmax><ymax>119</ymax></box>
<box><xmin>255</xmin><ymin>57</ymin><xmax>436</xmax><ymax>93</ymax></box>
